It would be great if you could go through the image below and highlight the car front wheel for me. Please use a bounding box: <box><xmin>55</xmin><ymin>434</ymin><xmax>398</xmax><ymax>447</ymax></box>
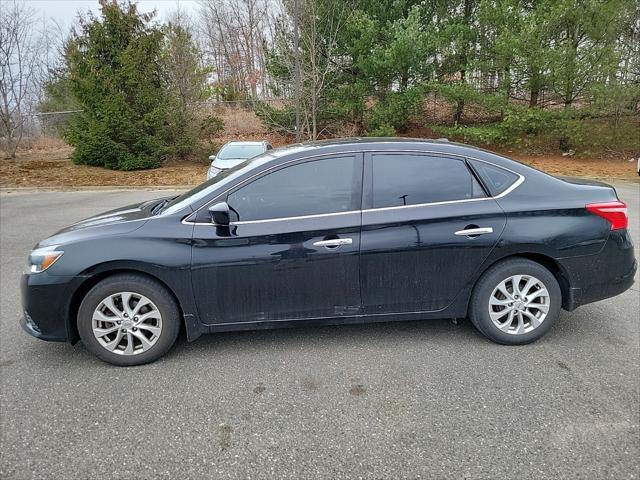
<box><xmin>77</xmin><ymin>274</ymin><xmax>181</xmax><ymax>366</ymax></box>
<box><xmin>469</xmin><ymin>258</ymin><xmax>562</xmax><ymax>345</ymax></box>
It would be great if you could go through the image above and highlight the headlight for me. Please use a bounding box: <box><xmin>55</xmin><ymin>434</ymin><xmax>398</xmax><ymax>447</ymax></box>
<box><xmin>28</xmin><ymin>246</ymin><xmax>64</xmax><ymax>273</ymax></box>
<box><xmin>208</xmin><ymin>166</ymin><xmax>221</xmax><ymax>178</ymax></box>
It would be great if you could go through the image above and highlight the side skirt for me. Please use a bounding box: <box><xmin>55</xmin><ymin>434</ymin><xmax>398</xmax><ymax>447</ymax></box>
<box><xmin>203</xmin><ymin>307</ymin><xmax>467</xmax><ymax>334</ymax></box>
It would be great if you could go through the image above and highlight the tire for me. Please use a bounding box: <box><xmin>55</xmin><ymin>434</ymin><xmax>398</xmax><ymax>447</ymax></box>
<box><xmin>468</xmin><ymin>258</ymin><xmax>562</xmax><ymax>345</ymax></box>
<box><xmin>77</xmin><ymin>274</ymin><xmax>181</xmax><ymax>366</ymax></box>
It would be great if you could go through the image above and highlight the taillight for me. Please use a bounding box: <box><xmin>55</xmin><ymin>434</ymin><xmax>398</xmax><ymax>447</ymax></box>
<box><xmin>586</xmin><ymin>201</ymin><xmax>628</xmax><ymax>230</ymax></box>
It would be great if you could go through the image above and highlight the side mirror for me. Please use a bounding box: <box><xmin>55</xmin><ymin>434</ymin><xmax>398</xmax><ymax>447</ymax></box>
<box><xmin>208</xmin><ymin>202</ymin><xmax>230</xmax><ymax>225</ymax></box>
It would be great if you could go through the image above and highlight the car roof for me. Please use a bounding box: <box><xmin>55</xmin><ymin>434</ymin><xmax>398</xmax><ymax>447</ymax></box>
<box><xmin>275</xmin><ymin>137</ymin><xmax>492</xmax><ymax>155</ymax></box>
<box><xmin>247</xmin><ymin>137</ymin><xmax>546</xmax><ymax>179</ymax></box>
<box><xmin>268</xmin><ymin>137</ymin><xmax>498</xmax><ymax>160</ymax></box>
<box><xmin>298</xmin><ymin>137</ymin><xmax>452</xmax><ymax>147</ymax></box>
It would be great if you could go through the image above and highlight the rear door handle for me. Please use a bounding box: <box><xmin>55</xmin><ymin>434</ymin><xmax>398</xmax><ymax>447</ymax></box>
<box><xmin>313</xmin><ymin>238</ymin><xmax>353</xmax><ymax>248</ymax></box>
<box><xmin>454</xmin><ymin>227</ymin><xmax>494</xmax><ymax>236</ymax></box>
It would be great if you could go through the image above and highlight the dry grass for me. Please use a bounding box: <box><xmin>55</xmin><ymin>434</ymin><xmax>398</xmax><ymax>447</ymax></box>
<box><xmin>19</xmin><ymin>135</ymin><xmax>69</xmax><ymax>152</ymax></box>
<box><xmin>201</xmin><ymin>104</ymin><xmax>269</xmax><ymax>137</ymax></box>
<box><xmin>1</xmin><ymin>156</ymin><xmax>206</xmax><ymax>188</ymax></box>
<box><xmin>2</xmin><ymin>110</ymin><xmax>636</xmax><ymax>189</ymax></box>
<box><xmin>1</xmin><ymin>143</ymin><xmax>636</xmax><ymax>190</ymax></box>
<box><xmin>1</xmin><ymin>135</ymin><xmax>69</xmax><ymax>159</ymax></box>
<box><xmin>506</xmin><ymin>153</ymin><xmax>638</xmax><ymax>179</ymax></box>
<box><xmin>218</xmin><ymin>107</ymin><xmax>266</xmax><ymax>136</ymax></box>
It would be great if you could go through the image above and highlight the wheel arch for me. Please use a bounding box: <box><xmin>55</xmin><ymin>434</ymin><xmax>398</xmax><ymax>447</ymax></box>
<box><xmin>470</xmin><ymin>252</ymin><xmax>572</xmax><ymax>311</ymax></box>
<box><xmin>66</xmin><ymin>265</ymin><xmax>196</xmax><ymax>344</ymax></box>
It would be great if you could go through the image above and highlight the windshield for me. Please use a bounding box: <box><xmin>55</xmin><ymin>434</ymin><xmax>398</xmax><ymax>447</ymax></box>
<box><xmin>217</xmin><ymin>144</ymin><xmax>264</xmax><ymax>160</ymax></box>
<box><xmin>161</xmin><ymin>160</ymin><xmax>253</xmax><ymax>215</ymax></box>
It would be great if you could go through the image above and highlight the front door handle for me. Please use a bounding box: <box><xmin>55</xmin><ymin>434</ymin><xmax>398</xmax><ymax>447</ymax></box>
<box><xmin>454</xmin><ymin>227</ymin><xmax>494</xmax><ymax>237</ymax></box>
<box><xmin>313</xmin><ymin>238</ymin><xmax>353</xmax><ymax>248</ymax></box>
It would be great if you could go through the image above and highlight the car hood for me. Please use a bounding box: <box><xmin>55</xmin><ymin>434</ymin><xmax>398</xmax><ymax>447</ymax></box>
<box><xmin>38</xmin><ymin>197</ymin><xmax>170</xmax><ymax>247</ymax></box>
<box><xmin>211</xmin><ymin>158</ymin><xmax>246</xmax><ymax>169</ymax></box>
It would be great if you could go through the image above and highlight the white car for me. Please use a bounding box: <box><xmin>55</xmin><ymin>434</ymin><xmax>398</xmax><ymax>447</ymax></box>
<box><xmin>207</xmin><ymin>141</ymin><xmax>272</xmax><ymax>180</ymax></box>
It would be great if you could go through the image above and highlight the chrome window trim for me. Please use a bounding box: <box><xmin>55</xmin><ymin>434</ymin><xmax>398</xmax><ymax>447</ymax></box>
<box><xmin>362</xmin><ymin>196</ymin><xmax>490</xmax><ymax>214</ymax></box>
<box><xmin>231</xmin><ymin>209</ymin><xmax>359</xmax><ymax>226</ymax></box>
<box><xmin>182</xmin><ymin>149</ymin><xmax>525</xmax><ymax>226</ymax></box>
<box><xmin>492</xmin><ymin>173</ymin><xmax>525</xmax><ymax>198</ymax></box>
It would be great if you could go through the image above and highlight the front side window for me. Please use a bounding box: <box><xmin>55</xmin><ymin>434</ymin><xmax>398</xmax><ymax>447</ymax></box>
<box><xmin>371</xmin><ymin>154</ymin><xmax>485</xmax><ymax>208</ymax></box>
<box><xmin>227</xmin><ymin>156</ymin><xmax>359</xmax><ymax>222</ymax></box>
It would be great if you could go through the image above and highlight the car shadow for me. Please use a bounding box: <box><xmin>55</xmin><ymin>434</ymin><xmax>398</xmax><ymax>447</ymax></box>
<box><xmin>11</xmin><ymin>317</ymin><xmax>483</xmax><ymax>369</ymax></box>
<box><xmin>167</xmin><ymin>317</ymin><xmax>483</xmax><ymax>358</ymax></box>
<box><xmin>15</xmin><ymin>306</ymin><xmax>615</xmax><ymax>368</ymax></box>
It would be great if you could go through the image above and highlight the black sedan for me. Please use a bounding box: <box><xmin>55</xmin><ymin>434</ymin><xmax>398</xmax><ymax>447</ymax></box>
<box><xmin>21</xmin><ymin>139</ymin><xmax>636</xmax><ymax>366</ymax></box>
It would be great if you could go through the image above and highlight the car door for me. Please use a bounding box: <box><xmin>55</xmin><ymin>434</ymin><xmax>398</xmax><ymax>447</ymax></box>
<box><xmin>360</xmin><ymin>152</ymin><xmax>507</xmax><ymax>314</ymax></box>
<box><xmin>191</xmin><ymin>154</ymin><xmax>363</xmax><ymax>325</ymax></box>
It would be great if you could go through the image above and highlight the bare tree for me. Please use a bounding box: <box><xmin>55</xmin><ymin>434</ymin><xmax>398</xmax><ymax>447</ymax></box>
<box><xmin>164</xmin><ymin>9</ymin><xmax>209</xmax><ymax>111</ymax></box>
<box><xmin>198</xmin><ymin>0</ymin><xmax>278</xmax><ymax>100</ymax></box>
<box><xmin>267</xmin><ymin>0</ymin><xmax>349</xmax><ymax>140</ymax></box>
<box><xmin>0</xmin><ymin>1</ymin><xmax>44</xmax><ymax>158</ymax></box>
<box><xmin>253</xmin><ymin>0</ymin><xmax>350</xmax><ymax>140</ymax></box>
<box><xmin>298</xmin><ymin>0</ymin><xmax>348</xmax><ymax>139</ymax></box>
<box><xmin>292</xmin><ymin>0</ymin><xmax>301</xmax><ymax>140</ymax></box>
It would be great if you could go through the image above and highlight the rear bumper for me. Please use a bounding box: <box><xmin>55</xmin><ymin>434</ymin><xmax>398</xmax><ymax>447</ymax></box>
<box><xmin>559</xmin><ymin>229</ymin><xmax>636</xmax><ymax>310</ymax></box>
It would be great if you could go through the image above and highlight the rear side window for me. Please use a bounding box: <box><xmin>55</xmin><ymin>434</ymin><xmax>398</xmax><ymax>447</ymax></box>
<box><xmin>469</xmin><ymin>160</ymin><xmax>520</xmax><ymax>196</ymax></box>
<box><xmin>371</xmin><ymin>154</ymin><xmax>485</xmax><ymax>208</ymax></box>
<box><xmin>227</xmin><ymin>156</ymin><xmax>358</xmax><ymax>221</ymax></box>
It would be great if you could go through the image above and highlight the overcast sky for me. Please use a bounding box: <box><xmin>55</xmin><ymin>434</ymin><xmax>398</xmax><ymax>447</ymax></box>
<box><xmin>24</xmin><ymin>0</ymin><xmax>200</xmax><ymax>29</ymax></box>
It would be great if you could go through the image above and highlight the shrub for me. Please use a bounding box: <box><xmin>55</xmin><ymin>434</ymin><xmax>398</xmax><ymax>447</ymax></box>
<box><xmin>200</xmin><ymin>115</ymin><xmax>225</xmax><ymax>139</ymax></box>
<box><xmin>427</xmin><ymin>83</ymin><xmax>509</xmax><ymax>123</ymax></box>
<box><xmin>366</xmin><ymin>124</ymin><xmax>396</xmax><ymax>137</ymax></box>
<box><xmin>366</xmin><ymin>88</ymin><xmax>423</xmax><ymax>132</ymax></box>
<box><xmin>433</xmin><ymin>105</ymin><xmax>564</xmax><ymax>147</ymax></box>
<box><xmin>254</xmin><ymin>101</ymin><xmax>296</xmax><ymax>134</ymax></box>
<box><xmin>433</xmin><ymin>124</ymin><xmax>510</xmax><ymax>145</ymax></box>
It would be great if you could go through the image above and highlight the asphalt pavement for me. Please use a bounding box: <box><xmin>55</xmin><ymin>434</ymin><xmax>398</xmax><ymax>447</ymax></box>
<box><xmin>1</xmin><ymin>183</ymin><xmax>638</xmax><ymax>479</ymax></box>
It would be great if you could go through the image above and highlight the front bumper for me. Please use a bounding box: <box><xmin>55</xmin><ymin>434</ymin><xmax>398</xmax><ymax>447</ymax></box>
<box><xmin>20</xmin><ymin>273</ymin><xmax>81</xmax><ymax>343</ymax></box>
<box><xmin>20</xmin><ymin>310</ymin><xmax>66</xmax><ymax>342</ymax></box>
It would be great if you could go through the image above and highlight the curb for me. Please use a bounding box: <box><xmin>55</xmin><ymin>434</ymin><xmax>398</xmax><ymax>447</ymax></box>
<box><xmin>0</xmin><ymin>185</ymin><xmax>193</xmax><ymax>194</ymax></box>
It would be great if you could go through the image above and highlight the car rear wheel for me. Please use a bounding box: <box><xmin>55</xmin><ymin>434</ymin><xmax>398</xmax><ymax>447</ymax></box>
<box><xmin>77</xmin><ymin>274</ymin><xmax>181</xmax><ymax>366</ymax></box>
<box><xmin>469</xmin><ymin>258</ymin><xmax>562</xmax><ymax>345</ymax></box>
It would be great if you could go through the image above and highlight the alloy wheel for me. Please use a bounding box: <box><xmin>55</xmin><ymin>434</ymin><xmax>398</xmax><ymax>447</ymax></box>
<box><xmin>91</xmin><ymin>292</ymin><xmax>163</xmax><ymax>355</ymax></box>
<box><xmin>488</xmin><ymin>274</ymin><xmax>550</xmax><ymax>335</ymax></box>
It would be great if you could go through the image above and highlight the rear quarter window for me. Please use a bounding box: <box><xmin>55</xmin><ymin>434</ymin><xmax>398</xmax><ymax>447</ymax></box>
<box><xmin>469</xmin><ymin>160</ymin><xmax>520</xmax><ymax>196</ymax></box>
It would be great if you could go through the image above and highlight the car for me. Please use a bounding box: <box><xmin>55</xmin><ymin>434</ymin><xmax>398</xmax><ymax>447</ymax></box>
<box><xmin>207</xmin><ymin>140</ymin><xmax>272</xmax><ymax>180</ymax></box>
<box><xmin>21</xmin><ymin>138</ymin><xmax>636</xmax><ymax>366</ymax></box>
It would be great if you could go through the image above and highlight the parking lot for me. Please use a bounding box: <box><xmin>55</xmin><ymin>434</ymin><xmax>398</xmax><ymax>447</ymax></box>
<box><xmin>1</xmin><ymin>183</ymin><xmax>638</xmax><ymax>479</ymax></box>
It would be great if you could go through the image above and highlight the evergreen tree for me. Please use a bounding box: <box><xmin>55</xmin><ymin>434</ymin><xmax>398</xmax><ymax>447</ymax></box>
<box><xmin>63</xmin><ymin>2</ymin><xmax>168</xmax><ymax>170</ymax></box>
